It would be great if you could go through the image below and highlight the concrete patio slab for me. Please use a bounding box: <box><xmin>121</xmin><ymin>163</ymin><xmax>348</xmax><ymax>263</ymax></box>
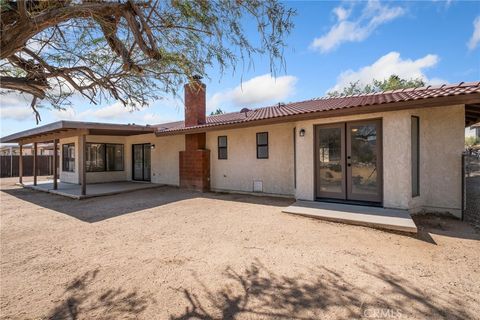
<box><xmin>22</xmin><ymin>180</ymin><xmax>162</xmax><ymax>199</ymax></box>
<box><xmin>283</xmin><ymin>200</ymin><xmax>418</xmax><ymax>233</ymax></box>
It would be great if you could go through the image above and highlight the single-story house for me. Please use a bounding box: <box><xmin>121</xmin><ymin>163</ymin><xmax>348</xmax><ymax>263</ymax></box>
<box><xmin>2</xmin><ymin>80</ymin><xmax>480</xmax><ymax>219</ymax></box>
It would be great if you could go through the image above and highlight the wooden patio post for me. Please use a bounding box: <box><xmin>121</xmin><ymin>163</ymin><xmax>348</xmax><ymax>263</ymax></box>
<box><xmin>19</xmin><ymin>144</ymin><xmax>23</xmax><ymax>184</ymax></box>
<box><xmin>33</xmin><ymin>142</ymin><xmax>38</xmax><ymax>186</ymax></box>
<box><xmin>79</xmin><ymin>134</ymin><xmax>86</xmax><ymax>196</ymax></box>
<box><xmin>53</xmin><ymin>139</ymin><xmax>58</xmax><ymax>190</ymax></box>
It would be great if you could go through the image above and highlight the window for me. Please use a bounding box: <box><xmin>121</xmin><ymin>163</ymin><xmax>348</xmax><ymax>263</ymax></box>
<box><xmin>218</xmin><ymin>136</ymin><xmax>227</xmax><ymax>159</ymax></box>
<box><xmin>106</xmin><ymin>144</ymin><xmax>124</xmax><ymax>171</ymax></box>
<box><xmin>62</xmin><ymin>143</ymin><xmax>75</xmax><ymax>172</ymax></box>
<box><xmin>256</xmin><ymin>132</ymin><xmax>269</xmax><ymax>159</ymax></box>
<box><xmin>86</xmin><ymin>143</ymin><xmax>124</xmax><ymax>172</ymax></box>
<box><xmin>411</xmin><ymin>116</ymin><xmax>420</xmax><ymax>197</ymax></box>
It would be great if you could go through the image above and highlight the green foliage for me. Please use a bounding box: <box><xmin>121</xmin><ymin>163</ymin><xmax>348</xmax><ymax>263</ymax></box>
<box><xmin>0</xmin><ymin>0</ymin><xmax>295</xmax><ymax>118</ymax></box>
<box><xmin>210</xmin><ymin>108</ymin><xmax>224</xmax><ymax>116</ymax></box>
<box><xmin>465</xmin><ymin>136</ymin><xmax>480</xmax><ymax>148</ymax></box>
<box><xmin>327</xmin><ymin>75</ymin><xmax>426</xmax><ymax>98</ymax></box>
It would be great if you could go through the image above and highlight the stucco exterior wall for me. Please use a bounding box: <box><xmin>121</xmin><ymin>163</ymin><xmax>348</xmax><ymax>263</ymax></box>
<box><xmin>125</xmin><ymin>133</ymin><xmax>185</xmax><ymax>185</ymax></box>
<box><xmin>206</xmin><ymin>122</ymin><xmax>295</xmax><ymax>196</ymax></box>
<box><xmin>59</xmin><ymin>133</ymin><xmax>185</xmax><ymax>186</ymax></box>
<box><xmin>294</xmin><ymin>104</ymin><xmax>464</xmax><ymax>216</ymax></box>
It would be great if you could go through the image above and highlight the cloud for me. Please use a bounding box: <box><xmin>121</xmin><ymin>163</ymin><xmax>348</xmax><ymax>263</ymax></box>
<box><xmin>53</xmin><ymin>101</ymin><xmax>177</xmax><ymax>125</ymax></box>
<box><xmin>467</xmin><ymin>16</ymin><xmax>480</xmax><ymax>51</ymax></box>
<box><xmin>0</xmin><ymin>91</ymin><xmax>36</xmax><ymax>121</ymax></box>
<box><xmin>208</xmin><ymin>74</ymin><xmax>298</xmax><ymax>111</ymax></box>
<box><xmin>328</xmin><ymin>51</ymin><xmax>444</xmax><ymax>93</ymax></box>
<box><xmin>311</xmin><ymin>0</ymin><xmax>405</xmax><ymax>53</ymax></box>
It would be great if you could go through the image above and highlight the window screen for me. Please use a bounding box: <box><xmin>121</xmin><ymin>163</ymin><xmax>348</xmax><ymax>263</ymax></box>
<box><xmin>218</xmin><ymin>136</ymin><xmax>227</xmax><ymax>159</ymax></box>
<box><xmin>256</xmin><ymin>132</ymin><xmax>269</xmax><ymax>159</ymax></box>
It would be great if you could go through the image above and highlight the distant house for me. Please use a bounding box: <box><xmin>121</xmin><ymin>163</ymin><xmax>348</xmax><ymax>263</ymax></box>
<box><xmin>465</xmin><ymin>123</ymin><xmax>480</xmax><ymax>139</ymax></box>
<box><xmin>0</xmin><ymin>143</ymin><xmax>54</xmax><ymax>156</ymax></box>
<box><xmin>2</xmin><ymin>81</ymin><xmax>480</xmax><ymax>219</ymax></box>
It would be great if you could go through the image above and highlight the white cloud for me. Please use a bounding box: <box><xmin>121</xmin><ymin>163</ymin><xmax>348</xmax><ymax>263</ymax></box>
<box><xmin>467</xmin><ymin>16</ymin><xmax>480</xmax><ymax>51</ymax></box>
<box><xmin>208</xmin><ymin>74</ymin><xmax>298</xmax><ymax>111</ymax></box>
<box><xmin>311</xmin><ymin>0</ymin><xmax>405</xmax><ymax>53</ymax></box>
<box><xmin>328</xmin><ymin>51</ymin><xmax>444</xmax><ymax>93</ymax></box>
<box><xmin>0</xmin><ymin>91</ymin><xmax>35</xmax><ymax>121</ymax></box>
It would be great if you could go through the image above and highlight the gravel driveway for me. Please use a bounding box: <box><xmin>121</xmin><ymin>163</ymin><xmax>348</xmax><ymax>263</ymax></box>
<box><xmin>1</xmin><ymin>178</ymin><xmax>479</xmax><ymax>320</ymax></box>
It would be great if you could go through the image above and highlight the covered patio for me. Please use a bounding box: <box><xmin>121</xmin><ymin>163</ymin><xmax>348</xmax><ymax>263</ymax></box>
<box><xmin>22</xmin><ymin>180</ymin><xmax>162</xmax><ymax>199</ymax></box>
<box><xmin>1</xmin><ymin>121</ymin><xmax>154</xmax><ymax>196</ymax></box>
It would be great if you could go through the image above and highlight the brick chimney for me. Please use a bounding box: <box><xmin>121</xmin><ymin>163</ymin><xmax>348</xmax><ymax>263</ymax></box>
<box><xmin>179</xmin><ymin>76</ymin><xmax>210</xmax><ymax>192</ymax></box>
<box><xmin>184</xmin><ymin>76</ymin><xmax>206</xmax><ymax>127</ymax></box>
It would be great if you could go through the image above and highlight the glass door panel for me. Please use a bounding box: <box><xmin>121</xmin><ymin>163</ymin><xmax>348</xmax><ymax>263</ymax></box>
<box><xmin>346</xmin><ymin>120</ymin><xmax>382</xmax><ymax>202</ymax></box>
<box><xmin>143</xmin><ymin>144</ymin><xmax>151</xmax><ymax>181</ymax></box>
<box><xmin>316</xmin><ymin>124</ymin><xmax>346</xmax><ymax>199</ymax></box>
<box><xmin>133</xmin><ymin>144</ymin><xmax>144</xmax><ymax>181</ymax></box>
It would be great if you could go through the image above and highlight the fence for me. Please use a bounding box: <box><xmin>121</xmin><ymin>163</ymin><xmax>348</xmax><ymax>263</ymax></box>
<box><xmin>0</xmin><ymin>155</ymin><xmax>55</xmax><ymax>178</ymax></box>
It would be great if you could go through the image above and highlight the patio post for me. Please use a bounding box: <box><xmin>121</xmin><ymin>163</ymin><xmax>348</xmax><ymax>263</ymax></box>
<box><xmin>53</xmin><ymin>139</ymin><xmax>58</xmax><ymax>190</ymax></box>
<box><xmin>33</xmin><ymin>142</ymin><xmax>38</xmax><ymax>186</ymax></box>
<box><xmin>19</xmin><ymin>144</ymin><xmax>23</xmax><ymax>185</ymax></box>
<box><xmin>79</xmin><ymin>134</ymin><xmax>86</xmax><ymax>196</ymax></box>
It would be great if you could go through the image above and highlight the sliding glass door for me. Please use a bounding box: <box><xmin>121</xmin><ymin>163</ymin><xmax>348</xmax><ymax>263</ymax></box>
<box><xmin>132</xmin><ymin>144</ymin><xmax>151</xmax><ymax>181</ymax></box>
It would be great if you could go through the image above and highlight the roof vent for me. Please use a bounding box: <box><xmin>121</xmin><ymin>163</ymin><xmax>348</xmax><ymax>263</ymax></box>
<box><xmin>277</xmin><ymin>102</ymin><xmax>286</xmax><ymax>107</ymax></box>
<box><xmin>240</xmin><ymin>107</ymin><xmax>251</xmax><ymax>113</ymax></box>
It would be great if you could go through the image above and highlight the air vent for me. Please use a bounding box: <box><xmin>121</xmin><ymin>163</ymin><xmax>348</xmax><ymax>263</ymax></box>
<box><xmin>253</xmin><ymin>180</ymin><xmax>263</xmax><ymax>193</ymax></box>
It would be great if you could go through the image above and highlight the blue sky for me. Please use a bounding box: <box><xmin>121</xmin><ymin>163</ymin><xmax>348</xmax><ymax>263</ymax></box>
<box><xmin>1</xmin><ymin>0</ymin><xmax>479</xmax><ymax>137</ymax></box>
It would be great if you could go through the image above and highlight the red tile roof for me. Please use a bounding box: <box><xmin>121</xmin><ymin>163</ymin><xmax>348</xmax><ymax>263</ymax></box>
<box><xmin>155</xmin><ymin>81</ymin><xmax>480</xmax><ymax>134</ymax></box>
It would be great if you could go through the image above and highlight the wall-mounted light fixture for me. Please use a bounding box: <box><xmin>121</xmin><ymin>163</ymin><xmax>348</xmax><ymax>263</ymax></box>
<box><xmin>150</xmin><ymin>144</ymin><xmax>156</xmax><ymax>150</ymax></box>
<box><xmin>299</xmin><ymin>128</ymin><xmax>306</xmax><ymax>137</ymax></box>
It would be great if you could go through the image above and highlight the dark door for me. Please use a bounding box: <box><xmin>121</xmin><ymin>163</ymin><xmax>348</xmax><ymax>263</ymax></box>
<box><xmin>315</xmin><ymin>120</ymin><xmax>382</xmax><ymax>203</ymax></box>
<box><xmin>132</xmin><ymin>144</ymin><xmax>151</xmax><ymax>181</ymax></box>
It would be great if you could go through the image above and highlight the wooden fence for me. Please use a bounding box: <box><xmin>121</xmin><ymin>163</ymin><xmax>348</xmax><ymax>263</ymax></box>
<box><xmin>0</xmin><ymin>155</ymin><xmax>55</xmax><ymax>178</ymax></box>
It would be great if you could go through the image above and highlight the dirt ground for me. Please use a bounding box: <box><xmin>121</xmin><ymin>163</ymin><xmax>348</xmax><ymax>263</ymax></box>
<box><xmin>1</xmin><ymin>177</ymin><xmax>479</xmax><ymax>320</ymax></box>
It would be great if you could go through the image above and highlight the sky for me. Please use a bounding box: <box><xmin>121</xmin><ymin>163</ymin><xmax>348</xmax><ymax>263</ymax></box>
<box><xmin>1</xmin><ymin>0</ymin><xmax>479</xmax><ymax>138</ymax></box>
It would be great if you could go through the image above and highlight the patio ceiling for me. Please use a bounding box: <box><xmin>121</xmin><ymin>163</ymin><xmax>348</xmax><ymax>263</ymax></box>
<box><xmin>0</xmin><ymin>121</ymin><xmax>155</xmax><ymax>144</ymax></box>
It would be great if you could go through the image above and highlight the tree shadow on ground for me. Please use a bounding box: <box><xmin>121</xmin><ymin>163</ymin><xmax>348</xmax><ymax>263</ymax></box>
<box><xmin>47</xmin><ymin>269</ymin><xmax>154</xmax><ymax>320</ymax></box>
<box><xmin>170</xmin><ymin>259</ymin><xmax>473</xmax><ymax>320</ymax></box>
<box><xmin>1</xmin><ymin>185</ymin><xmax>293</xmax><ymax>223</ymax></box>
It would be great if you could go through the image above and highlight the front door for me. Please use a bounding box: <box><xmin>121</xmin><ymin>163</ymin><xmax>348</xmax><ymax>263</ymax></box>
<box><xmin>132</xmin><ymin>144</ymin><xmax>151</xmax><ymax>181</ymax></box>
<box><xmin>315</xmin><ymin>120</ymin><xmax>382</xmax><ymax>203</ymax></box>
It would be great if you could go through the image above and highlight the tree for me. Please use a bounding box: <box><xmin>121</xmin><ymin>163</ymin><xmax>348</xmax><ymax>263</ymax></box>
<box><xmin>0</xmin><ymin>0</ymin><xmax>294</xmax><ymax>122</ymax></box>
<box><xmin>210</xmin><ymin>108</ymin><xmax>224</xmax><ymax>116</ymax></box>
<box><xmin>327</xmin><ymin>75</ymin><xmax>426</xmax><ymax>98</ymax></box>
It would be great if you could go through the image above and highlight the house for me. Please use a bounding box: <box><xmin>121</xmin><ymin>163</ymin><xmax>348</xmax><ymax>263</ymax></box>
<box><xmin>0</xmin><ymin>143</ymin><xmax>54</xmax><ymax>156</ymax></box>
<box><xmin>465</xmin><ymin>123</ymin><xmax>480</xmax><ymax>139</ymax></box>
<box><xmin>2</xmin><ymin>80</ymin><xmax>480</xmax><ymax>219</ymax></box>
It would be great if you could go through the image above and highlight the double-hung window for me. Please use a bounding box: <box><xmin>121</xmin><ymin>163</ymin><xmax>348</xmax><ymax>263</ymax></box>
<box><xmin>218</xmin><ymin>136</ymin><xmax>228</xmax><ymax>159</ymax></box>
<box><xmin>256</xmin><ymin>132</ymin><xmax>269</xmax><ymax>159</ymax></box>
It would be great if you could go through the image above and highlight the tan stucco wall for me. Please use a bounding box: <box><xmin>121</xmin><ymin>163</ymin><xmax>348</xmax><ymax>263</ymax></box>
<box><xmin>206</xmin><ymin>122</ymin><xmax>295</xmax><ymax>196</ymax></box>
<box><xmin>294</xmin><ymin>104</ymin><xmax>465</xmax><ymax>217</ymax></box>
<box><xmin>59</xmin><ymin>133</ymin><xmax>185</xmax><ymax>186</ymax></box>
<box><xmin>125</xmin><ymin>133</ymin><xmax>185</xmax><ymax>185</ymax></box>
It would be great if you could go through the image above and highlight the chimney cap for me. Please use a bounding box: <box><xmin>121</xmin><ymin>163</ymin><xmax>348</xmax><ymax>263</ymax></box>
<box><xmin>192</xmin><ymin>74</ymin><xmax>203</xmax><ymax>81</ymax></box>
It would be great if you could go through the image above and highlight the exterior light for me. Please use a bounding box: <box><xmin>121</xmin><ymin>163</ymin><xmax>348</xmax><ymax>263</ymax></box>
<box><xmin>150</xmin><ymin>144</ymin><xmax>156</xmax><ymax>149</ymax></box>
<box><xmin>299</xmin><ymin>129</ymin><xmax>306</xmax><ymax>137</ymax></box>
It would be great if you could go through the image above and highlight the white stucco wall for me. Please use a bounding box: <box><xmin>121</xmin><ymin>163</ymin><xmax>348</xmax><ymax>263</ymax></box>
<box><xmin>206</xmin><ymin>122</ymin><xmax>295</xmax><ymax>196</ymax></box>
<box><xmin>125</xmin><ymin>133</ymin><xmax>185</xmax><ymax>185</ymax></box>
<box><xmin>59</xmin><ymin>133</ymin><xmax>185</xmax><ymax>186</ymax></box>
<box><xmin>294</xmin><ymin>104</ymin><xmax>465</xmax><ymax>217</ymax></box>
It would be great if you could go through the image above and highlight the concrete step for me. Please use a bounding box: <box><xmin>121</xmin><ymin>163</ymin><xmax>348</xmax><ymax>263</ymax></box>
<box><xmin>283</xmin><ymin>200</ymin><xmax>418</xmax><ymax>233</ymax></box>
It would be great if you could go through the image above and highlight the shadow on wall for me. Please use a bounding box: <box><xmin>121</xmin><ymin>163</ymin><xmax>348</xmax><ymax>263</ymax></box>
<box><xmin>48</xmin><ymin>269</ymin><xmax>154</xmax><ymax>320</ymax></box>
<box><xmin>1</xmin><ymin>185</ymin><xmax>293</xmax><ymax>223</ymax></box>
<box><xmin>169</xmin><ymin>259</ymin><xmax>473</xmax><ymax>320</ymax></box>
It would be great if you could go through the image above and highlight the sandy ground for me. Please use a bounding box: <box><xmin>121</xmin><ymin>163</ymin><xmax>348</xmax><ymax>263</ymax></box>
<box><xmin>1</xmin><ymin>177</ymin><xmax>479</xmax><ymax>320</ymax></box>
